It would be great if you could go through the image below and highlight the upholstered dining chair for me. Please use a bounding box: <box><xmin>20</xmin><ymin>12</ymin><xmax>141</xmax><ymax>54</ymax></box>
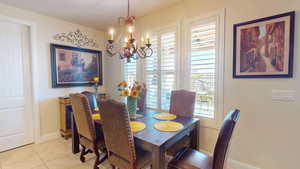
<box><xmin>81</xmin><ymin>91</ymin><xmax>98</xmax><ymax>113</ymax></box>
<box><xmin>167</xmin><ymin>109</ymin><xmax>240</xmax><ymax>169</ymax></box>
<box><xmin>70</xmin><ymin>93</ymin><xmax>107</xmax><ymax>169</ymax></box>
<box><xmin>169</xmin><ymin>90</ymin><xmax>196</xmax><ymax>117</ymax></box>
<box><xmin>137</xmin><ymin>88</ymin><xmax>147</xmax><ymax>111</ymax></box>
<box><xmin>100</xmin><ymin>99</ymin><xmax>152</xmax><ymax>169</ymax></box>
<box><xmin>167</xmin><ymin>90</ymin><xmax>196</xmax><ymax>155</ymax></box>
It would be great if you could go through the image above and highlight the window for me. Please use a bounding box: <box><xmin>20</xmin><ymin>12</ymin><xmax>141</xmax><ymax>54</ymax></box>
<box><xmin>187</xmin><ymin>13</ymin><xmax>224</xmax><ymax>124</ymax></box>
<box><xmin>190</xmin><ymin>21</ymin><xmax>216</xmax><ymax>118</ymax></box>
<box><xmin>160</xmin><ymin>32</ymin><xmax>176</xmax><ymax>110</ymax></box>
<box><xmin>123</xmin><ymin>59</ymin><xmax>137</xmax><ymax>86</ymax></box>
<box><xmin>145</xmin><ymin>36</ymin><xmax>158</xmax><ymax>109</ymax></box>
<box><xmin>144</xmin><ymin>28</ymin><xmax>177</xmax><ymax>111</ymax></box>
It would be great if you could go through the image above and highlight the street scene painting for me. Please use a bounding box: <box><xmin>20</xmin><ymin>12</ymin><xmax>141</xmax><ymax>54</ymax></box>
<box><xmin>50</xmin><ymin>44</ymin><xmax>102</xmax><ymax>88</ymax></box>
<box><xmin>233</xmin><ymin>12</ymin><xmax>294</xmax><ymax>78</ymax></box>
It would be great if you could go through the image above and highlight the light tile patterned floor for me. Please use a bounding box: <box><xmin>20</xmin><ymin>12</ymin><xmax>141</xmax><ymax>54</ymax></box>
<box><xmin>0</xmin><ymin>138</ymin><xmax>112</xmax><ymax>169</ymax></box>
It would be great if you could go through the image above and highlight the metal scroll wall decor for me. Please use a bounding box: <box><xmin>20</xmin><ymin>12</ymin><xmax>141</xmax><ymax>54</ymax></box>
<box><xmin>53</xmin><ymin>29</ymin><xmax>99</xmax><ymax>48</ymax></box>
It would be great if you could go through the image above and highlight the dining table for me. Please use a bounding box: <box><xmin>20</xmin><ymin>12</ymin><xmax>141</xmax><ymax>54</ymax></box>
<box><xmin>71</xmin><ymin>109</ymin><xmax>199</xmax><ymax>169</ymax></box>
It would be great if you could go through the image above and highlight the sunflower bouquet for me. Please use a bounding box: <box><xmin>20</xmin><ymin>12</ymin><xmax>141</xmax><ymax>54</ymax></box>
<box><xmin>118</xmin><ymin>80</ymin><xmax>145</xmax><ymax>98</ymax></box>
<box><xmin>118</xmin><ymin>80</ymin><xmax>146</xmax><ymax>116</ymax></box>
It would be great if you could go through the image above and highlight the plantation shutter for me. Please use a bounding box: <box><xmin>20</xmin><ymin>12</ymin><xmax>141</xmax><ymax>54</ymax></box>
<box><xmin>160</xmin><ymin>32</ymin><xmax>176</xmax><ymax>111</ymax></box>
<box><xmin>124</xmin><ymin>59</ymin><xmax>137</xmax><ymax>86</ymax></box>
<box><xmin>145</xmin><ymin>36</ymin><xmax>159</xmax><ymax>109</ymax></box>
<box><xmin>190</xmin><ymin>21</ymin><xmax>216</xmax><ymax>118</ymax></box>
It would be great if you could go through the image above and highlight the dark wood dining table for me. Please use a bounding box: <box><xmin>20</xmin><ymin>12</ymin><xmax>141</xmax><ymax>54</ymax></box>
<box><xmin>71</xmin><ymin>109</ymin><xmax>199</xmax><ymax>169</ymax></box>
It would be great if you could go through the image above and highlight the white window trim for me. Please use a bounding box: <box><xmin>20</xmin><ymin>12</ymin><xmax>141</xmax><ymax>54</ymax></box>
<box><xmin>184</xmin><ymin>9</ymin><xmax>225</xmax><ymax>129</ymax></box>
<box><xmin>142</xmin><ymin>23</ymin><xmax>181</xmax><ymax>112</ymax></box>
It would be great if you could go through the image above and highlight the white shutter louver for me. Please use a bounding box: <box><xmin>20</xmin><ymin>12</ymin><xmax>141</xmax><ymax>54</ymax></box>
<box><xmin>124</xmin><ymin>59</ymin><xmax>137</xmax><ymax>86</ymax></box>
<box><xmin>145</xmin><ymin>36</ymin><xmax>159</xmax><ymax>109</ymax></box>
<box><xmin>160</xmin><ymin>32</ymin><xmax>176</xmax><ymax>111</ymax></box>
<box><xmin>190</xmin><ymin>22</ymin><xmax>216</xmax><ymax>118</ymax></box>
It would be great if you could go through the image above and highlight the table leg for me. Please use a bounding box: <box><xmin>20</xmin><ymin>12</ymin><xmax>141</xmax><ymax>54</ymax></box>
<box><xmin>71</xmin><ymin>114</ymin><xmax>80</xmax><ymax>154</ymax></box>
<box><xmin>152</xmin><ymin>146</ymin><xmax>165</xmax><ymax>169</ymax></box>
<box><xmin>190</xmin><ymin>124</ymin><xmax>199</xmax><ymax>150</ymax></box>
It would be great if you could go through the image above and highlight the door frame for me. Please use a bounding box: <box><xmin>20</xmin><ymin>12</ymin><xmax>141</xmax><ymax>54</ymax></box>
<box><xmin>0</xmin><ymin>15</ymin><xmax>41</xmax><ymax>142</ymax></box>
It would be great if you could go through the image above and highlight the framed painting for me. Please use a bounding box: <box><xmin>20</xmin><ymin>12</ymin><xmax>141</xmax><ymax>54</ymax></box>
<box><xmin>233</xmin><ymin>11</ymin><xmax>295</xmax><ymax>78</ymax></box>
<box><xmin>50</xmin><ymin>44</ymin><xmax>103</xmax><ymax>88</ymax></box>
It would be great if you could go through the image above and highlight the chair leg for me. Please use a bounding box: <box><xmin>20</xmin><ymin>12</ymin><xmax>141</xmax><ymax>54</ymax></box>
<box><xmin>80</xmin><ymin>145</ymin><xmax>86</xmax><ymax>162</ymax></box>
<box><xmin>93</xmin><ymin>145</ymin><xmax>100</xmax><ymax>169</ymax></box>
<box><xmin>98</xmin><ymin>153</ymin><xmax>108</xmax><ymax>165</ymax></box>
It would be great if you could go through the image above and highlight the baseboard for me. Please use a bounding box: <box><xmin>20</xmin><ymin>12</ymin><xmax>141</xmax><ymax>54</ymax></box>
<box><xmin>37</xmin><ymin>131</ymin><xmax>60</xmax><ymax>143</ymax></box>
<box><xmin>228</xmin><ymin>159</ymin><xmax>261</xmax><ymax>169</ymax></box>
<box><xmin>199</xmin><ymin>149</ymin><xmax>260</xmax><ymax>169</ymax></box>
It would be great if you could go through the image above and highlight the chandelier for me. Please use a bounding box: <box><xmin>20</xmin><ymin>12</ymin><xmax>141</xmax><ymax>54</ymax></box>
<box><xmin>106</xmin><ymin>0</ymin><xmax>153</xmax><ymax>62</ymax></box>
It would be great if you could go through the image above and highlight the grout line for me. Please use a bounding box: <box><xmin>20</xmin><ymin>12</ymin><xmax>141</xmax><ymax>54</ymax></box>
<box><xmin>33</xmin><ymin>147</ymin><xmax>50</xmax><ymax>169</ymax></box>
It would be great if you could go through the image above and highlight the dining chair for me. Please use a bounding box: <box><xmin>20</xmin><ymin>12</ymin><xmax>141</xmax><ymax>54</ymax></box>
<box><xmin>99</xmin><ymin>99</ymin><xmax>152</xmax><ymax>169</ymax></box>
<box><xmin>167</xmin><ymin>109</ymin><xmax>240</xmax><ymax>169</ymax></box>
<box><xmin>137</xmin><ymin>88</ymin><xmax>147</xmax><ymax>111</ymax></box>
<box><xmin>70</xmin><ymin>93</ymin><xmax>107</xmax><ymax>169</ymax></box>
<box><xmin>167</xmin><ymin>90</ymin><xmax>196</xmax><ymax>155</ymax></box>
<box><xmin>169</xmin><ymin>90</ymin><xmax>196</xmax><ymax>117</ymax></box>
<box><xmin>81</xmin><ymin>91</ymin><xmax>98</xmax><ymax>112</ymax></box>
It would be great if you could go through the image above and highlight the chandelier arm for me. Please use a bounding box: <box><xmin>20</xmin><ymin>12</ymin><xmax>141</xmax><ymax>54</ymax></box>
<box><xmin>132</xmin><ymin>49</ymin><xmax>139</xmax><ymax>60</ymax></box>
<box><xmin>119</xmin><ymin>52</ymin><xmax>125</xmax><ymax>60</ymax></box>
<box><xmin>146</xmin><ymin>47</ymin><xmax>153</xmax><ymax>57</ymax></box>
<box><xmin>137</xmin><ymin>47</ymin><xmax>147</xmax><ymax>58</ymax></box>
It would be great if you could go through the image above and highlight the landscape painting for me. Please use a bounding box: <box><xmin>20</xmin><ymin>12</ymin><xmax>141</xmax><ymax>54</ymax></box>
<box><xmin>50</xmin><ymin>44</ymin><xmax>102</xmax><ymax>88</ymax></box>
<box><xmin>233</xmin><ymin>11</ymin><xmax>294</xmax><ymax>78</ymax></box>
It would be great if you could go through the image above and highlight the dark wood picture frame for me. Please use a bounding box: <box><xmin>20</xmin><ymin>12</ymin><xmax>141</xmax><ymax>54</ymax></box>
<box><xmin>233</xmin><ymin>11</ymin><xmax>295</xmax><ymax>78</ymax></box>
<box><xmin>50</xmin><ymin>44</ymin><xmax>103</xmax><ymax>88</ymax></box>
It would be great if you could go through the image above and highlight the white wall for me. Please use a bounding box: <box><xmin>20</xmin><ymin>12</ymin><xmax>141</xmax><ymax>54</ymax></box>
<box><xmin>117</xmin><ymin>0</ymin><xmax>300</xmax><ymax>169</ymax></box>
<box><xmin>0</xmin><ymin>3</ymin><xmax>107</xmax><ymax>139</ymax></box>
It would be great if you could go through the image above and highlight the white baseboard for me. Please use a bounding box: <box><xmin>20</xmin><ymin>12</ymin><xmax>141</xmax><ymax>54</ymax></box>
<box><xmin>37</xmin><ymin>131</ymin><xmax>60</xmax><ymax>143</ymax></box>
<box><xmin>199</xmin><ymin>149</ymin><xmax>260</xmax><ymax>169</ymax></box>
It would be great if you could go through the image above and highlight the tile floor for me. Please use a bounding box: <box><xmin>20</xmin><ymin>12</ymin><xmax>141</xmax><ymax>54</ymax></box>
<box><xmin>0</xmin><ymin>138</ymin><xmax>112</xmax><ymax>169</ymax></box>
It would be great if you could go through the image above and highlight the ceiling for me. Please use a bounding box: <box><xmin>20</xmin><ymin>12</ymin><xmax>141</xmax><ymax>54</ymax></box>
<box><xmin>0</xmin><ymin>0</ymin><xmax>180</xmax><ymax>30</ymax></box>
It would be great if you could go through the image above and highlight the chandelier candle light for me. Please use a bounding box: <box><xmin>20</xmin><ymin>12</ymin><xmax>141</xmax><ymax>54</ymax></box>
<box><xmin>106</xmin><ymin>0</ymin><xmax>153</xmax><ymax>62</ymax></box>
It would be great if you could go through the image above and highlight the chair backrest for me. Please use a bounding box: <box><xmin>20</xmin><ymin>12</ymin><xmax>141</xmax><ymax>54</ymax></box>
<box><xmin>212</xmin><ymin>109</ymin><xmax>240</xmax><ymax>169</ymax></box>
<box><xmin>169</xmin><ymin>90</ymin><xmax>196</xmax><ymax>117</ymax></box>
<box><xmin>81</xmin><ymin>91</ymin><xmax>98</xmax><ymax>110</ymax></box>
<box><xmin>137</xmin><ymin>88</ymin><xmax>147</xmax><ymax>111</ymax></box>
<box><xmin>70</xmin><ymin>93</ymin><xmax>96</xmax><ymax>141</ymax></box>
<box><xmin>100</xmin><ymin>99</ymin><xmax>136</xmax><ymax>162</ymax></box>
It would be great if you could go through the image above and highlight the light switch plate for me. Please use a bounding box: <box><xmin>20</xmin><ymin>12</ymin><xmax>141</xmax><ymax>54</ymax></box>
<box><xmin>272</xmin><ymin>90</ymin><xmax>296</xmax><ymax>102</ymax></box>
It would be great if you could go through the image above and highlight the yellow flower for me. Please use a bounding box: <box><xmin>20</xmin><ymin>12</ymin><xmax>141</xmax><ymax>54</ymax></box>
<box><xmin>93</xmin><ymin>77</ymin><xmax>100</xmax><ymax>82</ymax></box>
<box><xmin>118</xmin><ymin>80</ymin><xmax>128</xmax><ymax>88</ymax></box>
<box><xmin>121</xmin><ymin>89</ymin><xmax>129</xmax><ymax>97</ymax></box>
<box><xmin>130</xmin><ymin>90</ymin><xmax>139</xmax><ymax>98</ymax></box>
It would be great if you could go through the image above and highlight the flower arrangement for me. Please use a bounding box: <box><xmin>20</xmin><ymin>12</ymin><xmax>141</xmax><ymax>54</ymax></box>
<box><xmin>118</xmin><ymin>80</ymin><xmax>146</xmax><ymax>116</ymax></box>
<box><xmin>118</xmin><ymin>80</ymin><xmax>145</xmax><ymax>99</ymax></box>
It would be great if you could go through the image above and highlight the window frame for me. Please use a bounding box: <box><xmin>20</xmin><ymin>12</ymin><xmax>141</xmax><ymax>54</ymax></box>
<box><xmin>184</xmin><ymin>10</ymin><xmax>225</xmax><ymax>129</ymax></box>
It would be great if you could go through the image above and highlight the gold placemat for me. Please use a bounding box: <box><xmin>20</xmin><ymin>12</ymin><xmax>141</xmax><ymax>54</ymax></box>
<box><xmin>92</xmin><ymin>113</ymin><xmax>101</xmax><ymax>120</ymax></box>
<box><xmin>153</xmin><ymin>113</ymin><xmax>177</xmax><ymax>120</ymax></box>
<box><xmin>154</xmin><ymin>121</ymin><xmax>184</xmax><ymax>132</ymax></box>
<box><xmin>130</xmin><ymin>121</ymin><xmax>146</xmax><ymax>132</ymax></box>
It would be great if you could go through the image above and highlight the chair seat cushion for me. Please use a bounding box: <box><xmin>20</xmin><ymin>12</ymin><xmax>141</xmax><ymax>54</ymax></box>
<box><xmin>168</xmin><ymin>148</ymin><xmax>212</xmax><ymax>169</ymax></box>
<box><xmin>109</xmin><ymin>146</ymin><xmax>151</xmax><ymax>169</ymax></box>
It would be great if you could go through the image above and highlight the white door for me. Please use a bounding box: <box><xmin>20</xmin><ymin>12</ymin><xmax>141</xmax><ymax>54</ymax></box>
<box><xmin>0</xmin><ymin>20</ymin><xmax>34</xmax><ymax>152</ymax></box>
